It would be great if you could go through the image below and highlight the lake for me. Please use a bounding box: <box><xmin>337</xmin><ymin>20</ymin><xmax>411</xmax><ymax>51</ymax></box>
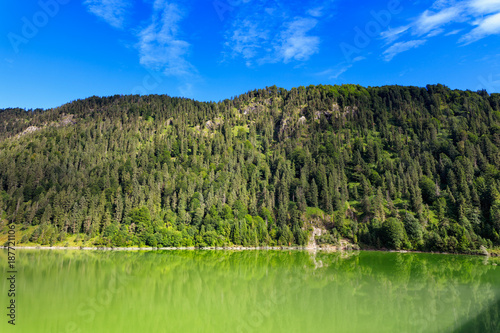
<box><xmin>1</xmin><ymin>249</ymin><xmax>499</xmax><ymax>332</ymax></box>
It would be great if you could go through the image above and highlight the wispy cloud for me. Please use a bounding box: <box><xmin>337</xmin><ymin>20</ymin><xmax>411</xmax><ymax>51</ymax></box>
<box><xmin>469</xmin><ymin>0</ymin><xmax>500</xmax><ymax>14</ymax></box>
<box><xmin>378</xmin><ymin>0</ymin><xmax>500</xmax><ymax>61</ymax></box>
<box><xmin>381</xmin><ymin>25</ymin><xmax>410</xmax><ymax>45</ymax></box>
<box><xmin>381</xmin><ymin>5</ymin><xmax>465</xmax><ymax>44</ymax></box>
<box><xmin>137</xmin><ymin>0</ymin><xmax>196</xmax><ymax>77</ymax></box>
<box><xmin>460</xmin><ymin>11</ymin><xmax>500</xmax><ymax>44</ymax></box>
<box><xmin>332</xmin><ymin>65</ymin><xmax>351</xmax><ymax>79</ymax></box>
<box><xmin>445</xmin><ymin>28</ymin><xmax>463</xmax><ymax>35</ymax></box>
<box><xmin>307</xmin><ymin>7</ymin><xmax>324</xmax><ymax>18</ymax></box>
<box><xmin>383</xmin><ymin>40</ymin><xmax>427</xmax><ymax>61</ymax></box>
<box><xmin>223</xmin><ymin>1</ymin><xmax>333</xmax><ymax>66</ymax></box>
<box><xmin>84</xmin><ymin>0</ymin><xmax>131</xmax><ymax>29</ymax></box>
<box><xmin>316</xmin><ymin>56</ymin><xmax>365</xmax><ymax>79</ymax></box>
<box><xmin>225</xmin><ymin>19</ymin><xmax>270</xmax><ymax>63</ymax></box>
<box><xmin>382</xmin><ymin>0</ymin><xmax>500</xmax><ymax>43</ymax></box>
<box><xmin>414</xmin><ymin>6</ymin><xmax>463</xmax><ymax>36</ymax></box>
<box><xmin>278</xmin><ymin>18</ymin><xmax>320</xmax><ymax>63</ymax></box>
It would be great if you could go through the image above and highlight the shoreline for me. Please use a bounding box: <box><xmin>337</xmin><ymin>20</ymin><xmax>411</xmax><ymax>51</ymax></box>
<box><xmin>1</xmin><ymin>245</ymin><xmax>337</xmax><ymax>251</ymax></box>
<box><xmin>1</xmin><ymin>245</ymin><xmax>496</xmax><ymax>256</ymax></box>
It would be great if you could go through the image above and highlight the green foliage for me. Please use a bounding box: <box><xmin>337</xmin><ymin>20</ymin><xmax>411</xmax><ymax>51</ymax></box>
<box><xmin>1</xmin><ymin>84</ymin><xmax>500</xmax><ymax>252</ymax></box>
<box><xmin>126</xmin><ymin>206</ymin><xmax>152</xmax><ymax>245</ymax></box>
<box><xmin>403</xmin><ymin>213</ymin><xmax>423</xmax><ymax>248</ymax></box>
<box><xmin>420</xmin><ymin>176</ymin><xmax>437</xmax><ymax>204</ymax></box>
<box><xmin>491</xmin><ymin>199</ymin><xmax>500</xmax><ymax>232</ymax></box>
<box><xmin>381</xmin><ymin>218</ymin><xmax>407</xmax><ymax>250</ymax></box>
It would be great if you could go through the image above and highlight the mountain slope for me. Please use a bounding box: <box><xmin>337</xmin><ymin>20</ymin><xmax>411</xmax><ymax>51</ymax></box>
<box><xmin>1</xmin><ymin>84</ymin><xmax>500</xmax><ymax>252</ymax></box>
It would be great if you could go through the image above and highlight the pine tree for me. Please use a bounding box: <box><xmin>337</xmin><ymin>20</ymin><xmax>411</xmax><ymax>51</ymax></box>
<box><xmin>309</xmin><ymin>179</ymin><xmax>319</xmax><ymax>208</ymax></box>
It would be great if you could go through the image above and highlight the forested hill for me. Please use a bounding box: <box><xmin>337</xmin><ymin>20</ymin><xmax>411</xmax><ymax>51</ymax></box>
<box><xmin>1</xmin><ymin>84</ymin><xmax>500</xmax><ymax>252</ymax></box>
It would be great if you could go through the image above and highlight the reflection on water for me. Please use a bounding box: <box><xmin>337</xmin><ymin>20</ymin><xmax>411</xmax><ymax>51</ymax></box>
<box><xmin>453</xmin><ymin>298</ymin><xmax>500</xmax><ymax>333</ymax></box>
<box><xmin>1</xmin><ymin>249</ymin><xmax>499</xmax><ymax>333</ymax></box>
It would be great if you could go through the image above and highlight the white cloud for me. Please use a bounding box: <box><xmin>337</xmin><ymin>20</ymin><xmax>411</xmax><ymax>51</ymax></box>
<box><xmin>352</xmin><ymin>56</ymin><xmax>366</xmax><ymax>62</ymax></box>
<box><xmin>137</xmin><ymin>1</ymin><xmax>196</xmax><ymax>77</ymax></box>
<box><xmin>445</xmin><ymin>28</ymin><xmax>463</xmax><ymax>35</ymax></box>
<box><xmin>226</xmin><ymin>15</ymin><xmax>320</xmax><ymax>65</ymax></box>
<box><xmin>426</xmin><ymin>28</ymin><xmax>445</xmax><ymax>37</ymax></box>
<box><xmin>316</xmin><ymin>57</ymin><xmax>365</xmax><ymax>79</ymax></box>
<box><xmin>307</xmin><ymin>7</ymin><xmax>323</xmax><ymax>18</ymax></box>
<box><xmin>278</xmin><ymin>18</ymin><xmax>320</xmax><ymax>63</ymax></box>
<box><xmin>225</xmin><ymin>20</ymin><xmax>270</xmax><ymax>61</ymax></box>
<box><xmin>460</xmin><ymin>11</ymin><xmax>500</xmax><ymax>43</ymax></box>
<box><xmin>84</xmin><ymin>0</ymin><xmax>130</xmax><ymax>29</ymax></box>
<box><xmin>223</xmin><ymin>1</ymin><xmax>332</xmax><ymax>66</ymax></box>
<box><xmin>330</xmin><ymin>64</ymin><xmax>352</xmax><ymax>79</ymax></box>
<box><xmin>381</xmin><ymin>25</ymin><xmax>410</xmax><ymax>45</ymax></box>
<box><xmin>414</xmin><ymin>6</ymin><xmax>463</xmax><ymax>35</ymax></box>
<box><xmin>383</xmin><ymin>40</ymin><xmax>427</xmax><ymax>61</ymax></box>
<box><xmin>378</xmin><ymin>0</ymin><xmax>500</xmax><ymax>62</ymax></box>
<box><xmin>469</xmin><ymin>0</ymin><xmax>500</xmax><ymax>14</ymax></box>
<box><xmin>431</xmin><ymin>0</ymin><xmax>459</xmax><ymax>10</ymax></box>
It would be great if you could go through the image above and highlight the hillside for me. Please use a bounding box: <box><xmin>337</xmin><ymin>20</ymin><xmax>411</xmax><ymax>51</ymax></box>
<box><xmin>1</xmin><ymin>84</ymin><xmax>500</xmax><ymax>252</ymax></box>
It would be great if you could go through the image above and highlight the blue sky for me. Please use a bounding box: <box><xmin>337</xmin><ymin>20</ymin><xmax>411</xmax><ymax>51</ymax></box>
<box><xmin>1</xmin><ymin>0</ymin><xmax>500</xmax><ymax>109</ymax></box>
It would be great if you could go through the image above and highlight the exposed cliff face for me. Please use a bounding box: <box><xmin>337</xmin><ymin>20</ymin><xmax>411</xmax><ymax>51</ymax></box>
<box><xmin>14</xmin><ymin>114</ymin><xmax>76</xmax><ymax>139</ymax></box>
<box><xmin>305</xmin><ymin>225</ymin><xmax>359</xmax><ymax>251</ymax></box>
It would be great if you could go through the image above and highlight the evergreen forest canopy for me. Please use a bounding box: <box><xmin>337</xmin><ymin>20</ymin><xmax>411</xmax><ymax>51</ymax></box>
<box><xmin>1</xmin><ymin>84</ymin><xmax>500</xmax><ymax>253</ymax></box>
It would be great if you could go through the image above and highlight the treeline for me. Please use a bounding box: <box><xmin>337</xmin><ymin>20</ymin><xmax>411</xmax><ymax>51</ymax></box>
<box><xmin>1</xmin><ymin>84</ymin><xmax>500</xmax><ymax>252</ymax></box>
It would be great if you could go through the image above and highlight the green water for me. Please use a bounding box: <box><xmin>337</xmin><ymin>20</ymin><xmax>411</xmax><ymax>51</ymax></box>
<box><xmin>1</xmin><ymin>250</ymin><xmax>499</xmax><ymax>333</ymax></box>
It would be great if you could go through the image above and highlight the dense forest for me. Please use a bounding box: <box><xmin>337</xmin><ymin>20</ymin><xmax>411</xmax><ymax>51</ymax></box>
<box><xmin>1</xmin><ymin>84</ymin><xmax>500</xmax><ymax>252</ymax></box>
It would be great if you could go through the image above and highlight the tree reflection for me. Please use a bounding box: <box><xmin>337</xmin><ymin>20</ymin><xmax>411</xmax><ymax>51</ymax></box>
<box><xmin>1</xmin><ymin>249</ymin><xmax>499</xmax><ymax>333</ymax></box>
